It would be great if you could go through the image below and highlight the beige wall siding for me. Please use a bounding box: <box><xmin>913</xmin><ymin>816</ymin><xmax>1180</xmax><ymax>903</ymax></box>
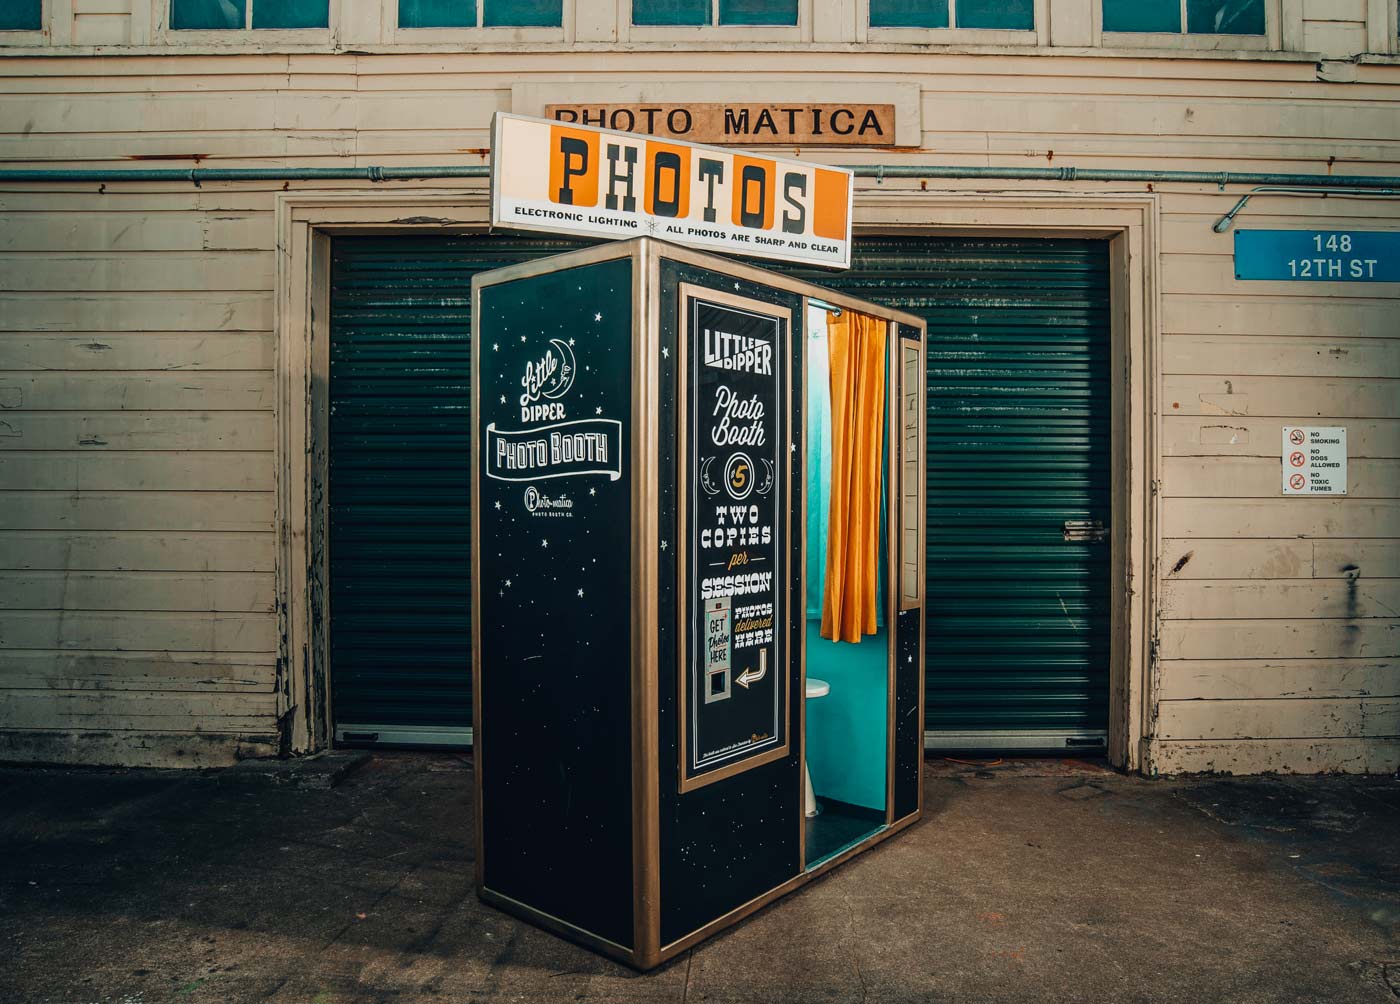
<box><xmin>0</xmin><ymin>48</ymin><xmax>1396</xmax><ymax>771</ymax></box>
<box><xmin>1152</xmin><ymin>153</ymin><xmax>1399</xmax><ymax>773</ymax></box>
<box><xmin>0</xmin><ymin>118</ymin><xmax>281</xmax><ymax>764</ymax></box>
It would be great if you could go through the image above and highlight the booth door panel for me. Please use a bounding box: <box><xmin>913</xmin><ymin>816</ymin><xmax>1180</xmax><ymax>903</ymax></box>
<box><xmin>655</xmin><ymin>257</ymin><xmax>806</xmax><ymax>947</ymax></box>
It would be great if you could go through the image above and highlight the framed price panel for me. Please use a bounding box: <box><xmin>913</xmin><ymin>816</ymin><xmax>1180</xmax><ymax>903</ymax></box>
<box><xmin>677</xmin><ymin>285</ymin><xmax>792</xmax><ymax>793</ymax></box>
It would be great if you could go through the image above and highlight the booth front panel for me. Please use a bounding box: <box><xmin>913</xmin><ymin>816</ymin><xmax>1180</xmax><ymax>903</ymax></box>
<box><xmin>655</xmin><ymin>258</ymin><xmax>807</xmax><ymax>948</ymax></box>
<box><xmin>474</xmin><ymin>255</ymin><xmax>637</xmax><ymax>951</ymax></box>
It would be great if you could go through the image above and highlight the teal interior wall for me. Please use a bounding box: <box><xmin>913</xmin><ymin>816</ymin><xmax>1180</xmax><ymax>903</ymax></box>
<box><xmin>806</xmin><ymin>623</ymin><xmax>888</xmax><ymax>811</ymax></box>
<box><xmin>803</xmin><ymin>306</ymin><xmax>889</xmax><ymax>813</ymax></box>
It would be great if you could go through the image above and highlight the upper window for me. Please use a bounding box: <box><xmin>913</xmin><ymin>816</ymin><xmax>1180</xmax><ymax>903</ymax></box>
<box><xmin>171</xmin><ymin>0</ymin><xmax>328</xmax><ymax>28</ymax></box>
<box><xmin>633</xmin><ymin>0</ymin><xmax>797</xmax><ymax>26</ymax></box>
<box><xmin>400</xmin><ymin>0</ymin><xmax>561</xmax><ymax>27</ymax></box>
<box><xmin>0</xmin><ymin>0</ymin><xmax>41</xmax><ymax>29</ymax></box>
<box><xmin>1102</xmin><ymin>0</ymin><xmax>1264</xmax><ymax>34</ymax></box>
<box><xmin>870</xmin><ymin>0</ymin><xmax>1033</xmax><ymax>29</ymax></box>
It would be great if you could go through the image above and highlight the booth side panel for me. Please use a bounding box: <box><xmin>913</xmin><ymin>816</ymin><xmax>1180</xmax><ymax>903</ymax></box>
<box><xmin>893</xmin><ymin>322</ymin><xmax>925</xmax><ymax>823</ymax></box>
<box><xmin>476</xmin><ymin>259</ymin><xmax>636</xmax><ymax>950</ymax></box>
<box><xmin>655</xmin><ymin>258</ymin><xmax>805</xmax><ymax>947</ymax></box>
<box><xmin>894</xmin><ymin>607</ymin><xmax>922</xmax><ymax>820</ymax></box>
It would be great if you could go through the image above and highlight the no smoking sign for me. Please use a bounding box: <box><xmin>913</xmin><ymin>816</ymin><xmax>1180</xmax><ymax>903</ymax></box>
<box><xmin>1281</xmin><ymin>426</ymin><xmax>1347</xmax><ymax>495</ymax></box>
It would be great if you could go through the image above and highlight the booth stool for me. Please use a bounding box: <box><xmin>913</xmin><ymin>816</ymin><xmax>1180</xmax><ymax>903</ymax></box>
<box><xmin>803</xmin><ymin>678</ymin><xmax>831</xmax><ymax>818</ymax></box>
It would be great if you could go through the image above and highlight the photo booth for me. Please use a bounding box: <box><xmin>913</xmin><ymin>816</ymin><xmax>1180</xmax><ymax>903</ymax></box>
<box><xmin>472</xmin><ymin>237</ymin><xmax>926</xmax><ymax>969</ymax></box>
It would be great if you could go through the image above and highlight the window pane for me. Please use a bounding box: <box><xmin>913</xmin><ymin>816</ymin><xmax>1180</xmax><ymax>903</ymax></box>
<box><xmin>1102</xmin><ymin>0</ymin><xmax>1179</xmax><ymax>31</ymax></box>
<box><xmin>956</xmin><ymin>0</ymin><xmax>1032</xmax><ymax>28</ymax></box>
<box><xmin>483</xmin><ymin>0</ymin><xmax>560</xmax><ymax>25</ymax></box>
<box><xmin>718</xmin><ymin>0</ymin><xmax>797</xmax><ymax>24</ymax></box>
<box><xmin>870</xmin><ymin>0</ymin><xmax>949</xmax><ymax>27</ymax></box>
<box><xmin>171</xmin><ymin>0</ymin><xmax>244</xmax><ymax>29</ymax></box>
<box><xmin>251</xmin><ymin>0</ymin><xmax>326</xmax><ymax>26</ymax></box>
<box><xmin>401</xmin><ymin>0</ymin><xmax>473</xmax><ymax>26</ymax></box>
<box><xmin>1187</xmin><ymin>0</ymin><xmax>1263</xmax><ymax>33</ymax></box>
<box><xmin>0</xmin><ymin>0</ymin><xmax>40</xmax><ymax>29</ymax></box>
<box><xmin>633</xmin><ymin>0</ymin><xmax>708</xmax><ymax>24</ymax></box>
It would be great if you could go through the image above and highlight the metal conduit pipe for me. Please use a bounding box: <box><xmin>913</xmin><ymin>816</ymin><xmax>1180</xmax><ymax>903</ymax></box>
<box><xmin>2</xmin><ymin>164</ymin><xmax>1400</xmax><ymax>189</ymax></box>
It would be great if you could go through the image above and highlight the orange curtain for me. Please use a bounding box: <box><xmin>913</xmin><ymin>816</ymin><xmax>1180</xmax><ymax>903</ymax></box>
<box><xmin>820</xmin><ymin>311</ymin><xmax>886</xmax><ymax>644</ymax></box>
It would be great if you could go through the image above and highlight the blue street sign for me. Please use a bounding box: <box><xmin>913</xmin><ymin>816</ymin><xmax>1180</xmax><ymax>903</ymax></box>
<box><xmin>1234</xmin><ymin>229</ymin><xmax>1400</xmax><ymax>282</ymax></box>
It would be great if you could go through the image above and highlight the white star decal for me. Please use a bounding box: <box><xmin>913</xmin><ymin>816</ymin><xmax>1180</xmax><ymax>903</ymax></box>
<box><xmin>660</xmin><ymin>540</ymin><xmax>669</xmax><ymax>551</ymax></box>
<box><xmin>494</xmin><ymin>501</ymin><xmax>501</xmax><ymax>510</ymax></box>
<box><xmin>492</xmin><ymin>343</ymin><xmax>499</xmax><ymax>352</ymax></box>
<box><xmin>505</xmin><ymin>579</ymin><xmax>512</xmax><ymax>587</ymax></box>
<box><xmin>594</xmin><ymin>312</ymin><xmax>602</xmax><ymax>322</ymax></box>
<box><xmin>520</xmin><ymin>335</ymin><xmax>527</xmax><ymax>342</ymax></box>
<box><xmin>541</xmin><ymin>538</ymin><xmax>549</xmax><ymax>548</ymax></box>
<box><xmin>595</xmin><ymin>406</ymin><xmax>602</xmax><ymax>415</ymax></box>
<box><xmin>589</xmin><ymin>487</ymin><xmax>596</xmax><ymax>496</ymax></box>
<box><xmin>500</xmin><ymin>395</ymin><xmax>507</xmax><ymax>404</ymax></box>
<box><xmin>569</xmin><ymin>338</ymin><xmax>576</xmax><ymax>346</ymax></box>
<box><xmin>577</xmin><ymin>588</ymin><xmax>585</xmax><ymax>598</ymax></box>
<box><xmin>661</xmin><ymin>347</ymin><xmax>670</xmax><ymax>359</ymax></box>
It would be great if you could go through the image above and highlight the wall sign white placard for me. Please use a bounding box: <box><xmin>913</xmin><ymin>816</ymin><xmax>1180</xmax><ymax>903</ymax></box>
<box><xmin>490</xmin><ymin>112</ymin><xmax>854</xmax><ymax>269</ymax></box>
<box><xmin>1281</xmin><ymin>426</ymin><xmax>1347</xmax><ymax>495</ymax></box>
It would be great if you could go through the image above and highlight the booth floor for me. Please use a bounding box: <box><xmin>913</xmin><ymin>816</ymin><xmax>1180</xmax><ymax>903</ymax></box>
<box><xmin>2</xmin><ymin>752</ymin><xmax>1398</xmax><ymax>1004</ymax></box>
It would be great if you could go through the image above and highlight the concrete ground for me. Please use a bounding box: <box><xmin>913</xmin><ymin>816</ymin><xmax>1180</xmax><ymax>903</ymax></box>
<box><xmin>1</xmin><ymin>754</ymin><xmax>1397</xmax><ymax>1004</ymax></box>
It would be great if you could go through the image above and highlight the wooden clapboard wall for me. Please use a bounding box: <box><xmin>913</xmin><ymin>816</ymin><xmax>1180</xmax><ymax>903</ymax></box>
<box><xmin>0</xmin><ymin>40</ymin><xmax>1395</xmax><ymax>770</ymax></box>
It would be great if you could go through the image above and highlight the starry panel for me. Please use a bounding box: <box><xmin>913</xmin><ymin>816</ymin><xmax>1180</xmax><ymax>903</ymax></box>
<box><xmin>476</xmin><ymin>256</ymin><xmax>635</xmax><ymax>949</ymax></box>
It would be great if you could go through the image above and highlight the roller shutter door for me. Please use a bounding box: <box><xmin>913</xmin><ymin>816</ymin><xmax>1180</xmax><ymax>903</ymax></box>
<box><xmin>329</xmin><ymin>234</ymin><xmax>1110</xmax><ymax>752</ymax></box>
<box><xmin>328</xmin><ymin>235</ymin><xmax>587</xmax><ymax>746</ymax></box>
<box><xmin>782</xmin><ymin>236</ymin><xmax>1112</xmax><ymax>752</ymax></box>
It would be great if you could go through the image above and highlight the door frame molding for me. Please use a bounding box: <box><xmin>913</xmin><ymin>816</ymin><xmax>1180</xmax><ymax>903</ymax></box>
<box><xmin>275</xmin><ymin>188</ymin><xmax>1158</xmax><ymax>770</ymax></box>
<box><xmin>852</xmin><ymin>191</ymin><xmax>1160</xmax><ymax>771</ymax></box>
<box><xmin>274</xmin><ymin>190</ymin><xmax>496</xmax><ymax>754</ymax></box>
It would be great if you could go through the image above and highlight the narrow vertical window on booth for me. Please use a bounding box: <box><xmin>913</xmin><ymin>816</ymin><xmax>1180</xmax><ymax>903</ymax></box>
<box><xmin>400</xmin><ymin>0</ymin><xmax>561</xmax><ymax>25</ymax></box>
<box><xmin>900</xmin><ymin>340</ymin><xmax>922</xmax><ymax>611</ymax></box>
<box><xmin>870</xmin><ymin>0</ymin><xmax>1032</xmax><ymax>29</ymax></box>
<box><xmin>633</xmin><ymin>0</ymin><xmax>797</xmax><ymax>24</ymax></box>
<box><xmin>0</xmin><ymin>0</ymin><xmax>42</xmax><ymax>29</ymax></box>
<box><xmin>1102</xmin><ymin>0</ymin><xmax>1264</xmax><ymax>34</ymax></box>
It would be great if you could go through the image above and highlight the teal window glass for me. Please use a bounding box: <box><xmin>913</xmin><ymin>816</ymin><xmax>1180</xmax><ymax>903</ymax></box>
<box><xmin>0</xmin><ymin>0</ymin><xmax>41</xmax><ymax>28</ymax></box>
<box><xmin>251</xmin><ymin>0</ymin><xmax>327</xmax><ymax>26</ymax></box>
<box><xmin>171</xmin><ymin>0</ymin><xmax>244</xmax><ymax>28</ymax></box>
<box><xmin>633</xmin><ymin>0</ymin><xmax>708</xmax><ymax>24</ymax></box>
<box><xmin>483</xmin><ymin>0</ymin><xmax>561</xmax><ymax>24</ymax></box>
<box><xmin>1102</xmin><ymin>0</ymin><xmax>1179</xmax><ymax>31</ymax></box>
<box><xmin>1186</xmin><ymin>0</ymin><xmax>1263</xmax><ymax>33</ymax></box>
<box><xmin>400</xmin><ymin>0</ymin><xmax>471</xmax><ymax>24</ymax></box>
<box><xmin>718</xmin><ymin>0</ymin><xmax>797</xmax><ymax>23</ymax></box>
<box><xmin>869</xmin><ymin>0</ymin><xmax>948</xmax><ymax>27</ymax></box>
<box><xmin>957</xmin><ymin>0</ymin><xmax>1031</xmax><ymax>28</ymax></box>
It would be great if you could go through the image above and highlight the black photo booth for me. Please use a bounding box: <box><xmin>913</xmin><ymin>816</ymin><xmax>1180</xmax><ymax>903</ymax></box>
<box><xmin>472</xmin><ymin>238</ymin><xmax>926</xmax><ymax>969</ymax></box>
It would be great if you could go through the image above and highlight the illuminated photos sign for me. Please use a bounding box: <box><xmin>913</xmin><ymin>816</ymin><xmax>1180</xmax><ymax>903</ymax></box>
<box><xmin>489</xmin><ymin>112</ymin><xmax>853</xmax><ymax>269</ymax></box>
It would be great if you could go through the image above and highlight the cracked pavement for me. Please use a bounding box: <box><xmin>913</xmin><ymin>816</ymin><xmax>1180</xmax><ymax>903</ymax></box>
<box><xmin>1</xmin><ymin>753</ymin><xmax>1397</xmax><ymax>1003</ymax></box>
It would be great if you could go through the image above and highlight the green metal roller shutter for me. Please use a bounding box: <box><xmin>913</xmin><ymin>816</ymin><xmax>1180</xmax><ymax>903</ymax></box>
<box><xmin>782</xmin><ymin>236</ymin><xmax>1111</xmax><ymax>750</ymax></box>
<box><xmin>328</xmin><ymin>235</ymin><xmax>589</xmax><ymax>745</ymax></box>
<box><xmin>331</xmin><ymin>233</ymin><xmax>1109</xmax><ymax>751</ymax></box>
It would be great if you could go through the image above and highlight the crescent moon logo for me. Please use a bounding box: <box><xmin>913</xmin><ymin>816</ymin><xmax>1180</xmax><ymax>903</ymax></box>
<box><xmin>700</xmin><ymin>456</ymin><xmax>720</xmax><ymax>496</ymax></box>
<box><xmin>544</xmin><ymin>339</ymin><xmax>576</xmax><ymax>400</ymax></box>
<box><xmin>756</xmin><ymin>459</ymin><xmax>775</xmax><ymax>496</ymax></box>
